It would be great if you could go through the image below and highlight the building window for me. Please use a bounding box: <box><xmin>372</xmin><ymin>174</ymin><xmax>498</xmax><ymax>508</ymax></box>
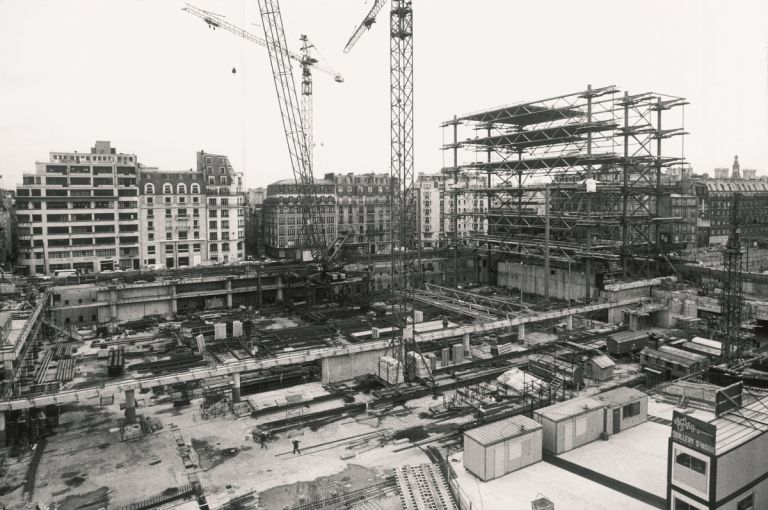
<box><xmin>177</xmin><ymin>183</ymin><xmax>187</xmax><ymax>194</ymax></box>
<box><xmin>163</xmin><ymin>183</ymin><xmax>172</xmax><ymax>194</ymax></box>
<box><xmin>676</xmin><ymin>453</ymin><xmax>706</xmax><ymax>475</ymax></box>
<box><xmin>622</xmin><ymin>401</ymin><xmax>641</xmax><ymax>418</ymax></box>
<box><xmin>737</xmin><ymin>494</ymin><xmax>754</xmax><ymax>510</ymax></box>
<box><xmin>673</xmin><ymin>499</ymin><xmax>704</xmax><ymax>510</ymax></box>
<box><xmin>166</xmin><ymin>232</ymin><xmax>172</xmax><ymax>240</ymax></box>
<box><xmin>191</xmin><ymin>183</ymin><xmax>200</xmax><ymax>194</ymax></box>
<box><xmin>145</xmin><ymin>183</ymin><xmax>155</xmax><ymax>194</ymax></box>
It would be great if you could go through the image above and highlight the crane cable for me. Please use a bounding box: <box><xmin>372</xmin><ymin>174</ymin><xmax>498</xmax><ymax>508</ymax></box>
<box><xmin>240</xmin><ymin>0</ymin><xmax>247</xmax><ymax>182</ymax></box>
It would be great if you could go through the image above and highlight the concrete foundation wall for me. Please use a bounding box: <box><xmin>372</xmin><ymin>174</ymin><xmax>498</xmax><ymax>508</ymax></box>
<box><xmin>497</xmin><ymin>261</ymin><xmax>594</xmax><ymax>301</ymax></box>
<box><xmin>321</xmin><ymin>347</ymin><xmax>389</xmax><ymax>384</ymax></box>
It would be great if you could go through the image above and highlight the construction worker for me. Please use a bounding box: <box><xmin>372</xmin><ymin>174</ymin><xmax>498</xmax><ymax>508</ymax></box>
<box><xmin>259</xmin><ymin>430</ymin><xmax>268</xmax><ymax>449</ymax></box>
<box><xmin>292</xmin><ymin>439</ymin><xmax>301</xmax><ymax>454</ymax></box>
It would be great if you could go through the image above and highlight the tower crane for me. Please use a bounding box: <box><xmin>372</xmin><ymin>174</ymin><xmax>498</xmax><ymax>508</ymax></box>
<box><xmin>345</xmin><ymin>1</ymin><xmax>425</xmax><ymax>385</ymax></box>
<box><xmin>720</xmin><ymin>193</ymin><xmax>745</xmax><ymax>362</ymax></box>
<box><xmin>183</xmin><ymin>2</ymin><xmax>346</xmax><ymax>263</ymax></box>
<box><xmin>182</xmin><ymin>3</ymin><xmax>343</xmax><ymax>173</ymax></box>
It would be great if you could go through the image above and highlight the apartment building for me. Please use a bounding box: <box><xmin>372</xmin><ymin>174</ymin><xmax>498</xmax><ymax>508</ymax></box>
<box><xmin>15</xmin><ymin>142</ymin><xmax>246</xmax><ymax>275</ymax></box>
<box><xmin>325</xmin><ymin>172</ymin><xmax>393</xmax><ymax>255</ymax></box>
<box><xmin>245</xmin><ymin>188</ymin><xmax>266</xmax><ymax>258</ymax></box>
<box><xmin>138</xmin><ymin>168</ymin><xmax>207</xmax><ymax>268</ymax></box>
<box><xmin>417</xmin><ymin>172</ymin><xmax>488</xmax><ymax>249</ymax></box>
<box><xmin>16</xmin><ymin>141</ymin><xmax>140</xmax><ymax>275</ymax></box>
<box><xmin>198</xmin><ymin>151</ymin><xmax>246</xmax><ymax>263</ymax></box>
<box><xmin>263</xmin><ymin>179</ymin><xmax>337</xmax><ymax>260</ymax></box>
<box><xmin>658</xmin><ymin>194</ymin><xmax>698</xmax><ymax>250</ymax></box>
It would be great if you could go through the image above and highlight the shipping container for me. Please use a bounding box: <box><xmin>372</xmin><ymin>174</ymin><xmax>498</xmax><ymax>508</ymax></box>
<box><xmin>463</xmin><ymin>415</ymin><xmax>543</xmax><ymax>481</ymax></box>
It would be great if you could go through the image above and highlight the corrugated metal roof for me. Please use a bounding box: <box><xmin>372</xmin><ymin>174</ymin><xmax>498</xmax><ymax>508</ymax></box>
<box><xmin>608</xmin><ymin>330</ymin><xmax>648</xmax><ymax>344</ymax></box>
<box><xmin>658</xmin><ymin>345</ymin><xmax>707</xmax><ymax>362</ymax></box>
<box><xmin>591</xmin><ymin>355</ymin><xmax>615</xmax><ymax>369</ymax></box>
<box><xmin>592</xmin><ymin>387</ymin><xmax>646</xmax><ymax>407</ymax></box>
<box><xmin>641</xmin><ymin>347</ymin><xmax>700</xmax><ymax>367</ymax></box>
<box><xmin>713</xmin><ymin>397</ymin><xmax>768</xmax><ymax>454</ymax></box>
<box><xmin>464</xmin><ymin>415</ymin><xmax>542</xmax><ymax>447</ymax></box>
<box><xmin>534</xmin><ymin>396</ymin><xmax>604</xmax><ymax>422</ymax></box>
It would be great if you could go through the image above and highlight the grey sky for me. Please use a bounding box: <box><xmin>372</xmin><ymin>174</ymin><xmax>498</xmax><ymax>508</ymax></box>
<box><xmin>1</xmin><ymin>0</ymin><xmax>767</xmax><ymax>189</ymax></box>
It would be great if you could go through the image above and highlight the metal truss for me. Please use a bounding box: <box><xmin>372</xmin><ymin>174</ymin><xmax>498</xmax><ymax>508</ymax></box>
<box><xmin>258</xmin><ymin>0</ymin><xmax>324</xmax><ymax>256</ymax></box>
<box><xmin>442</xmin><ymin>85</ymin><xmax>687</xmax><ymax>288</ymax></box>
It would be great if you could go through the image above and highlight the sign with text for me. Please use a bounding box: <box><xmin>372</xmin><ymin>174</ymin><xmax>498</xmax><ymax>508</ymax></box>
<box><xmin>715</xmin><ymin>382</ymin><xmax>743</xmax><ymax>417</ymax></box>
<box><xmin>672</xmin><ymin>411</ymin><xmax>716</xmax><ymax>455</ymax></box>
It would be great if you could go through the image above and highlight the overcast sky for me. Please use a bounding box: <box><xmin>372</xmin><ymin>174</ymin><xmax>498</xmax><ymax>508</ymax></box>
<box><xmin>1</xmin><ymin>0</ymin><xmax>767</xmax><ymax>189</ymax></box>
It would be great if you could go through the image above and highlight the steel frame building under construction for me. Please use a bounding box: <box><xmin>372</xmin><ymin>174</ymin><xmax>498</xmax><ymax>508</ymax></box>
<box><xmin>442</xmin><ymin>85</ymin><xmax>687</xmax><ymax>300</ymax></box>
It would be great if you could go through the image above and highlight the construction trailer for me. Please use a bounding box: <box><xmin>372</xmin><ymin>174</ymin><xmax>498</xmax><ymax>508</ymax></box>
<box><xmin>462</xmin><ymin>415</ymin><xmax>543</xmax><ymax>481</ymax></box>
<box><xmin>640</xmin><ymin>346</ymin><xmax>709</xmax><ymax>382</ymax></box>
<box><xmin>591</xmin><ymin>387</ymin><xmax>648</xmax><ymax>435</ymax></box>
<box><xmin>534</xmin><ymin>396</ymin><xmax>605</xmax><ymax>454</ymax></box>
<box><xmin>586</xmin><ymin>354</ymin><xmax>615</xmax><ymax>381</ymax></box>
<box><xmin>605</xmin><ymin>330</ymin><xmax>649</xmax><ymax>356</ymax></box>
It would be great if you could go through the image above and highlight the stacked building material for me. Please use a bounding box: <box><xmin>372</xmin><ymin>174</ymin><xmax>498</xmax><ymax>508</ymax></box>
<box><xmin>378</xmin><ymin>356</ymin><xmax>403</xmax><ymax>385</ymax></box>
<box><xmin>53</xmin><ymin>342</ymin><xmax>74</xmax><ymax>360</ymax></box>
<box><xmin>452</xmin><ymin>343</ymin><xmax>465</xmax><ymax>364</ymax></box>
<box><xmin>108</xmin><ymin>347</ymin><xmax>125</xmax><ymax>377</ymax></box>
<box><xmin>395</xmin><ymin>464</ymin><xmax>457</xmax><ymax>510</ymax></box>
<box><xmin>497</xmin><ymin>342</ymin><xmax>514</xmax><ymax>355</ymax></box>
<box><xmin>55</xmin><ymin>358</ymin><xmax>76</xmax><ymax>382</ymax></box>
<box><xmin>232</xmin><ymin>320</ymin><xmax>243</xmax><ymax>337</ymax></box>
<box><xmin>406</xmin><ymin>352</ymin><xmax>431</xmax><ymax>380</ymax></box>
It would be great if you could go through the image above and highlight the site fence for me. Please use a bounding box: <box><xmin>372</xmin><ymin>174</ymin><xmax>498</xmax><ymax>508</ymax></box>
<box><xmin>427</xmin><ymin>447</ymin><xmax>475</xmax><ymax>510</ymax></box>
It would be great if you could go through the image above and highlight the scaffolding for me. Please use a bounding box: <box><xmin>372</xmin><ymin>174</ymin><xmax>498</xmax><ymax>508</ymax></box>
<box><xmin>442</xmin><ymin>85</ymin><xmax>687</xmax><ymax>294</ymax></box>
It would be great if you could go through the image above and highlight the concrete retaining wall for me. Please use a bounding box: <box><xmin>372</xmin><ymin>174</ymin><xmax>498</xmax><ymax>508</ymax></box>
<box><xmin>320</xmin><ymin>347</ymin><xmax>389</xmax><ymax>384</ymax></box>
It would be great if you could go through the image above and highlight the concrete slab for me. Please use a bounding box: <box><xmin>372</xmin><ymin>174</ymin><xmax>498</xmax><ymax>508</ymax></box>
<box><xmin>557</xmin><ymin>421</ymin><xmax>670</xmax><ymax>498</ymax></box>
<box><xmin>449</xmin><ymin>452</ymin><xmax>656</xmax><ymax>510</ymax></box>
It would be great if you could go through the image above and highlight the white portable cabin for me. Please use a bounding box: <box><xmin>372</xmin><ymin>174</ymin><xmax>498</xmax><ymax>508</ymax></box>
<box><xmin>463</xmin><ymin>415</ymin><xmax>543</xmax><ymax>481</ymax></box>
<box><xmin>533</xmin><ymin>396</ymin><xmax>604</xmax><ymax>454</ymax></box>
<box><xmin>591</xmin><ymin>386</ymin><xmax>648</xmax><ymax>435</ymax></box>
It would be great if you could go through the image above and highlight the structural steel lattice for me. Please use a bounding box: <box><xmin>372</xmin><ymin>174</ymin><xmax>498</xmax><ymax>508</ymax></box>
<box><xmin>442</xmin><ymin>85</ymin><xmax>687</xmax><ymax>294</ymax></box>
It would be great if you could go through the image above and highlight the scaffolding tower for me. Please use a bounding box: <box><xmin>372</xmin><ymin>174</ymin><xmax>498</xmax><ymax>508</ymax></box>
<box><xmin>441</xmin><ymin>85</ymin><xmax>687</xmax><ymax>296</ymax></box>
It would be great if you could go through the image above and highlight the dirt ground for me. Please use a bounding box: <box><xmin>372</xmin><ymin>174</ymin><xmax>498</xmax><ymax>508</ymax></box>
<box><xmin>0</xmin><ymin>385</ymin><xmax>467</xmax><ymax>510</ymax></box>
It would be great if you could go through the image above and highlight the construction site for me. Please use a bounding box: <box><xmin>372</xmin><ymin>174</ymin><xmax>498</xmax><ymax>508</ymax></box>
<box><xmin>2</xmin><ymin>2</ymin><xmax>768</xmax><ymax>510</ymax></box>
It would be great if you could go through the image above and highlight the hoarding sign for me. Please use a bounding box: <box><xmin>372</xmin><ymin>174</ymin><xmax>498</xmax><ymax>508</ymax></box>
<box><xmin>715</xmin><ymin>382</ymin><xmax>743</xmax><ymax>417</ymax></box>
<box><xmin>671</xmin><ymin>411</ymin><xmax>716</xmax><ymax>455</ymax></box>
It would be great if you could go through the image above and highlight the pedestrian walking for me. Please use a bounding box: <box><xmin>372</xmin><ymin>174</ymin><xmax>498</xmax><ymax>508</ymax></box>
<box><xmin>260</xmin><ymin>431</ymin><xmax>268</xmax><ymax>449</ymax></box>
<box><xmin>292</xmin><ymin>439</ymin><xmax>301</xmax><ymax>454</ymax></box>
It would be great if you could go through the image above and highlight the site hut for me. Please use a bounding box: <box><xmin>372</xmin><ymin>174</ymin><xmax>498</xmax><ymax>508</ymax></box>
<box><xmin>606</xmin><ymin>330</ymin><xmax>650</xmax><ymax>356</ymax></box>
<box><xmin>591</xmin><ymin>386</ymin><xmax>648</xmax><ymax>436</ymax></box>
<box><xmin>533</xmin><ymin>395</ymin><xmax>604</xmax><ymax>454</ymax></box>
<box><xmin>667</xmin><ymin>392</ymin><xmax>768</xmax><ymax>510</ymax></box>
<box><xmin>462</xmin><ymin>415</ymin><xmax>543</xmax><ymax>482</ymax></box>
<box><xmin>585</xmin><ymin>354</ymin><xmax>615</xmax><ymax>381</ymax></box>
<box><xmin>640</xmin><ymin>346</ymin><xmax>709</xmax><ymax>384</ymax></box>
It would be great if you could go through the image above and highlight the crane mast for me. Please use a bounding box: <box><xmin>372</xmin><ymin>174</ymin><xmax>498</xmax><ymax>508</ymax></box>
<box><xmin>720</xmin><ymin>192</ymin><xmax>745</xmax><ymax>362</ymax></box>
<box><xmin>345</xmin><ymin>0</ymin><xmax>422</xmax><ymax>385</ymax></box>
<box><xmin>258</xmin><ymin>0</ymin><xmax>324</xmax><ymax>259</ymax></box>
